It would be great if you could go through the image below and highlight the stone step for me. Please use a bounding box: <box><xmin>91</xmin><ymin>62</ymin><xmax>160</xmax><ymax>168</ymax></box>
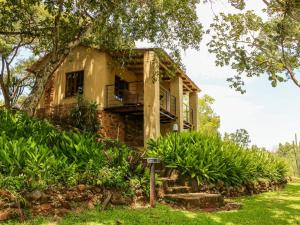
<box><xmin>164</xmin><ymin>193</ymin><xmax>224</xmax><ymax>209</ymax></box>
<box><xmin>166</xmin><ymin>186</ymin><xmax>192</xmax><ymax>194</ymax></box>
<box><xmin>160</xmin><ymin>177</ymin><xmax>177</xmax><ymax>187</ymax></box>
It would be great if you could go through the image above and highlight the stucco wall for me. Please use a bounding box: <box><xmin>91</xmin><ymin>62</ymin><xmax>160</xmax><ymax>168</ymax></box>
<box><xmin>38</xmin><ymin>46</ymin><xmax>138</xmax><ymax>110</ymax></box>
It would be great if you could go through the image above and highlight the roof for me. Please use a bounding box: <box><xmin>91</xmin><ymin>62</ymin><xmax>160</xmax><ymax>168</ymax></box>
<box><xmin>109</xmin><ymin>48</ymin><xmax>201</xmax><ymax>93</ymax></box>
<box><xmin>28</xmin><ymin>46</ymin><xmax>201</xmax><ymax>93</ymax></box>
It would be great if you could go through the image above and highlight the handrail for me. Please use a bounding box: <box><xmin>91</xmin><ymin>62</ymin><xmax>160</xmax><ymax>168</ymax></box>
<box><xmin>105</xmin><ymin>81</ymin><xmax>177</xmax><ymax>116</ymax></box>
<box><xmin>106</xmin><ymin>81</ymin><xmax>144</xmax><ymax>108</ymax></box>
<box><xmin>183</xmin><ymin>103</ymin><xmax>193</xmax><ymax>125</ymax></box>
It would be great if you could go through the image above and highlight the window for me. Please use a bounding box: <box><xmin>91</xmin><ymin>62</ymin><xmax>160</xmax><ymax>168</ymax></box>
<box><xmin>65</xmin><ymin>70</ymin><xmax>84</xmax><ymax>97</ymax></box>
<box><xmin>114</xmin><ymin>75</ymin><xmax>128</xmax><ymax>99</ymax></box>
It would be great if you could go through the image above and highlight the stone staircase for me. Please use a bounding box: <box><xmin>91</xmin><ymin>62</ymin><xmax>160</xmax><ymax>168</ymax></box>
<box><xmin>156</xmin><ymin>169</ymin><xmax>225</xmax><ymax>210</ymax></box>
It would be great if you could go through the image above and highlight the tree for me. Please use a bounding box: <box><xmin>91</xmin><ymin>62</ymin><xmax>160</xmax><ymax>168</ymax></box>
<box><xmin>208</xmin><ymin>0</ymin><xmax>300</xmax><ymax>93</ymax></box>
<box><xmin>276</xmin><ymin>135</ymin><xmax>300</xmax><ymax>177</ymax></box>
<box><xmin>0</xmin><ymin>36</ymin><xmax>35</xmax><ymax>108</ymax></box>
<box><xmin>224</xmin><ymin>128</ymin><xmax>251</xmax><ymax>148</ymax></box>
<box><xmin>0</xmin><ymin>0</ymin><xmax>203</xmax><ymax>115</ymax></box>
<box><xmin>197</xmin><ymin>94</ymin><xmax>220</xmax><ymax>134</ymax></box>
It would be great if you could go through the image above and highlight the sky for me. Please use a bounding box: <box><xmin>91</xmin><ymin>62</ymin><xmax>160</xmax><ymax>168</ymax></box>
<box><xmin>180</xmin><ymin>0</ymin><xmax>300</xmax><ymax>150</ymax></box>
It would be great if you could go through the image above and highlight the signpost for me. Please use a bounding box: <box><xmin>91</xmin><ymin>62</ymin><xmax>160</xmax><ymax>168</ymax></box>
<box><xmin>147</xmin><ymin>157</ymin><xmax>161</xmax><ymax>208</ymax></box>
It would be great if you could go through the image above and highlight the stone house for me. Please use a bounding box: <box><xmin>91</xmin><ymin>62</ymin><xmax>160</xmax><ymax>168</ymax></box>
<box><xmin>34</xmin><ymin>45</ymin><xmax>201</xmax><ymax>147</ymax></box>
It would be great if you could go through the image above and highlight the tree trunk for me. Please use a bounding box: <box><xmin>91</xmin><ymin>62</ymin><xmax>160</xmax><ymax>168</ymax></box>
<box><xmin>21</xmin><ymin>51</ymin><xmax>69</xmax><ymax>115</ymax></box>
<box><xmin>22</xmin><ymin>24</ymin><xmax>92</xmax><ymax>116</ymax></box>
<box><xmin>0</xmin><ymin>78</ymin><xmax>11</xmax><ymax>108</ymax></box>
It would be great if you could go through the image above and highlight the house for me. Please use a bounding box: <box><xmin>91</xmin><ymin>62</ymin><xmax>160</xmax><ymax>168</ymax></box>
<box><xmin>35</xmin><ymin>46</ymin><xmax>201</xmax><ymax>147</ymax></box>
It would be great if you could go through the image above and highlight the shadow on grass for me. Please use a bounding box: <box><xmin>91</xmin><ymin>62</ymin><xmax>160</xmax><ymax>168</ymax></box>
<box><xmin>4</xmin><ymin>182</ymin><xmax>300</xmax><ymax>225</ymax></box>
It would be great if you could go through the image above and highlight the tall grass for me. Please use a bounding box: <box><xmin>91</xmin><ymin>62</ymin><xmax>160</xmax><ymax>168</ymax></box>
<box><xmin>148</xmin><ymin>132</ymin><xmax>287</xmax><ymax>186</ymax></box>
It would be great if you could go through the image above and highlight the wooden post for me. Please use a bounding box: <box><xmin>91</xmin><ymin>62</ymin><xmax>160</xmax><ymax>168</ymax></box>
<box><xmin>147</xmin><ymin>157</ymin><xmax>160</xmax><ymax>208</ymax></box>
<box><xmin>150</xmin><ymin>163</ymin><xmax>156</xmax><ymax>208</ymax></box>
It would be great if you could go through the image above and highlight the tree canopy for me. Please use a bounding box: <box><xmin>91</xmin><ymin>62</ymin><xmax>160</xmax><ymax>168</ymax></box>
<box><xmin>208</xmin><ymin>0</ymin><xmax>300</xmax><ymax>93</ymax></box>
<box><xmin>224</xmin><ymin>128</ymin><xmax>251</xmax><ymax>148</ymax></box>
<box><xmin>0</xmin><ymin>0</ymin><xmax>203</xmax><ymax>113</ymax></box>
<box><xmin>197</xmin><ymin>94</ymin><xmax>220</xmax><ymax>134</ymax></box>
<box><xmin>276</xmin><ymin>135</ymin><xmax>300</xmax><ymax>176</ymax></box>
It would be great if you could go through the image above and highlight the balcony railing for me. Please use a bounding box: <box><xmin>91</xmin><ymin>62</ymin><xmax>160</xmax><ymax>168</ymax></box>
<box><xmin>183</xmin><ymin>103</ymin><xmax>193</xmax><ymax>128</ymax></box>
<box><xmin>106</xmin><ymin>81</ymin><xmax>144</xmax><ymax>108</ymax></box>
<box><xmin>105</xmin><ymin>81</ymin><xmax>176</xmax><ymax>116</ymax></box>
<box><xmin>160</xmin><ymin>86</ymin><xmax>176</xmax><ymax>116</ymax></box>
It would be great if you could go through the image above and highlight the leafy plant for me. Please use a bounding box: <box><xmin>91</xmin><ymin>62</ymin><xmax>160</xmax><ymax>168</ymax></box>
<box><xmin>0</xmin><ymin>109</ymin><xmax>142</xmax><ymax>193</ymax></box>
<box><xmin>70</xmin><ymin>94</ymin><xmax>99</xmax><ymax>133</ymax></box>
<box><xmin>148</xmin><ymin>132</ymin><xmax>288</xmax><ymax>186</ymax></box>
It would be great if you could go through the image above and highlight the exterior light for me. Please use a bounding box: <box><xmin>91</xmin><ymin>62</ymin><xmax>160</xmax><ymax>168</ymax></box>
<box><xmin>173</xmin><ymin>123</ymin><xmax>179</xmax><ymax>132</ymax></box>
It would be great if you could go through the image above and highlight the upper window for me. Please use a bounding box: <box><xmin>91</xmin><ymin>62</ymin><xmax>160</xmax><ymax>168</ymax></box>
<box><xmin>65</xmin><ymin>70</ymin><xmax>84</xmax><ymax>97</ymax></box>
<box><xmin>114</xmin><ymin>75</ymin><xmax>128</xmax><ymax>99</ymax></box>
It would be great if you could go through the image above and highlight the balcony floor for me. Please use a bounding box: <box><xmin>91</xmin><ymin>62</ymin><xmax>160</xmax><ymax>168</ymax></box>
<box><xmin>105</xmin><ymin>105</ymin><xmax>176</xmax><ymax>123</ymax></box>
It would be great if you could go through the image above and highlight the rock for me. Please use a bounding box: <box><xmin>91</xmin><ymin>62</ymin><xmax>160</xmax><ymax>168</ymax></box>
<box><xmin>0</xmin><ymin>209</ymin><xmax>13</xmax><ymax>221</ymax></box>
<box><xmin>40</xmin><ymin>192</ymin><xmax>49</xmax><ymax>203</ymax></box>
<box><xmin>111</xmin><ymin>192</ymin><xmax>131</xmax><ymax>205</ymax></box>
<box><xmin>94</xmin><ymin>187</ymin><xmax>102</xmax><ymax>193</ymax></box>
<box><xmin>86</xmin><ymin>199</ymin><xmax>94</xmax><ymax>209</ymax></box>
<box><xmin>0</xmin><ymin>200</ymin><xmax>5</xmax><ymax>209</ymax></box>
<box><xmin>39</xmin><ymin>203</ymin><xmax>52</xmax><ymax>211</ymax></box>
<box><xmin>78</xmin><ymin>184</ymin><xmax>86</xmax><ymax>192</ymax></box>
<box><xmin>60</xmin><ymin>201</ymin><xmax>71</xmax><ymax>209</ymax></box>
<box><xmin>27</xmin><ymin>190</ymin><xmax>43</xmax><ymax>201</ymax></box>
<box><xmin>54</xmin><ymin>208</ymin><xmax>70</xmax><ymax>217</ymax></box>
<box><xmin>223</xmin><ymin>202</ymin><xmax>242</xmax><ymax>211</ymax></box>
<box><xmin>216</xmin><ymin>180</ymin><xmax>224</xmax><ymax>188</ymax></box>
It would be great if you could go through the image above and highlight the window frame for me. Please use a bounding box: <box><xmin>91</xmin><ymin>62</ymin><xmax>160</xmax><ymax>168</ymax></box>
<box><xmin>65</xmin><ymin>70</ymin><xmax>84</xmax><ymax>98</ymax></box>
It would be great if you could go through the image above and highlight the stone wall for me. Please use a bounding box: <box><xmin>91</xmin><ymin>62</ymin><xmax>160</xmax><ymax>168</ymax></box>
<box><xmin>124</xmin><ymin>115</ymin><xmax>144</xmax><ymax>147</ymax></box>
<box><xmin>0</xmin><ymin>185</ymin><xmax>133</xmax><ymax>222</ymax></box>
<box><xmin>97</xmin><ymin>111</ymin><xmax>126</xmax><ymax>142</ymax></box>
<box><xmin>36</xmin><ymin>103</ymin><xmax>146</xmax><ymax>146</ymax></box>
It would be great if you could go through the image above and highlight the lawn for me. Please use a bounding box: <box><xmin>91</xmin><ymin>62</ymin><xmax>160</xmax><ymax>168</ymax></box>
<box><xmin>4</xmin><ymin>179</ymin><xmax>300</xmax><ymax>225</ymax></box>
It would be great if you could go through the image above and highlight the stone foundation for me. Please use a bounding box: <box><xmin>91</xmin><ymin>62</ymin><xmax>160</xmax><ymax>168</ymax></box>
<box><xmin>124</xmin><ymin>115</ymin><xmax>144</xmax><ymax>146</ymax></box>
<box><xmin>98</xmin><ymin>111</ymin><xmax>126</xmax><ymax>142</ymax></box>
<box><xmin>36</xmin><ymin>104</ymin><xmax>144</xmax><ymax>146</ymax></box>
<box><xmin>0</xmin><ymin>185</ymin><xmax>133</xmax><ymax>222</ymax></box>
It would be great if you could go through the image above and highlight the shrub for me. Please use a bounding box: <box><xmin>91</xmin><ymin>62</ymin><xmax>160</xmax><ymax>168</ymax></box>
<box><xmin>148</xmin><ymin>132</ymin><xmax>288</xmax><ymax>186</ymax></box>
<box><xmin>70</xmin><ymin>94</ymin><xmax>99</xmax><ymax>133</ymax></box>
<box><xmin>0</xmin><ymin>109</ymin><xmax>144</xmax><ymax>193</ymax></box>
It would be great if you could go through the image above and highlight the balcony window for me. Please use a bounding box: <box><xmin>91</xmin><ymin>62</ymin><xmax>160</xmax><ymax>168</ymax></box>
<box><xmin>65</xmin><ymin>70</ymin><xmax>84</xmax><ymax>97</ymax></box>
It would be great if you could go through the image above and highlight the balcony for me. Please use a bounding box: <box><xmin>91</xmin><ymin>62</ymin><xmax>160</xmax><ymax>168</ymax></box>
<box><xmin>105</xmin><ymin>81</ymin><xmax>177</xmax><ymax>122</ymax></box>
<box><xmin>183</xmin><ymin>103</ymin><xmax>193</xmax><ymax>129</ymax></box>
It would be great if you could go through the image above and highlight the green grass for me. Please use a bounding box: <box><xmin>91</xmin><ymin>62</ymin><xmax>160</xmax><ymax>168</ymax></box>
<box><xmin>4</xmin><ymin>180</ymin><xmax>300</xmax><ymax>225</ymax></box>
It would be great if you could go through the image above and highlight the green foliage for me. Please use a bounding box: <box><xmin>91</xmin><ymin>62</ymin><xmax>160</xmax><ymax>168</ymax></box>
<box><xmin>224</xmin><ymin>128</ymin><xmax>251</xmax><ymax>148</ymax></box>
<box><xmin>276</xmin><ymin>140</ymin><xmax>300</xmax><ymax>177</ymax></box>
<box><xmin>197</xmin><ymin>94</ymin><xmax>220</xmax><ymax>134</ymax></box>
<box><xmin>0</xmin><ymin>109</ymin><xmax>146</xmax><ymax>193</ymax></box>
<box><xmin>208</xmin><ymin>1</ymin><xmax>300</xmax><ymax>91</ymax></box>
<box><xmin>70</xmin><ymin>95</ymin><xmax>99</xmax><ymax>133</ymax></box>
<box><xmin>148</xmin><ymin>132</ymin><xmax>287</xmax><ymax>186</ymax></box>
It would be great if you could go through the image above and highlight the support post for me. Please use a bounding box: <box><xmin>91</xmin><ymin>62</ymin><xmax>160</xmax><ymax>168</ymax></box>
<box><xmin>170</xmin><ymin>76</ymin><xmax>183</xmax><ymax>131</ymax></box>
<box><xmin>144</xmin><ymin>51</ymin><xmax>160</xmax><ymax>146</ymax></box>
<box><xmin>189</xmin><ymin>92</ymin><xmax>198</xmax><ymax>131</ymax></box>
